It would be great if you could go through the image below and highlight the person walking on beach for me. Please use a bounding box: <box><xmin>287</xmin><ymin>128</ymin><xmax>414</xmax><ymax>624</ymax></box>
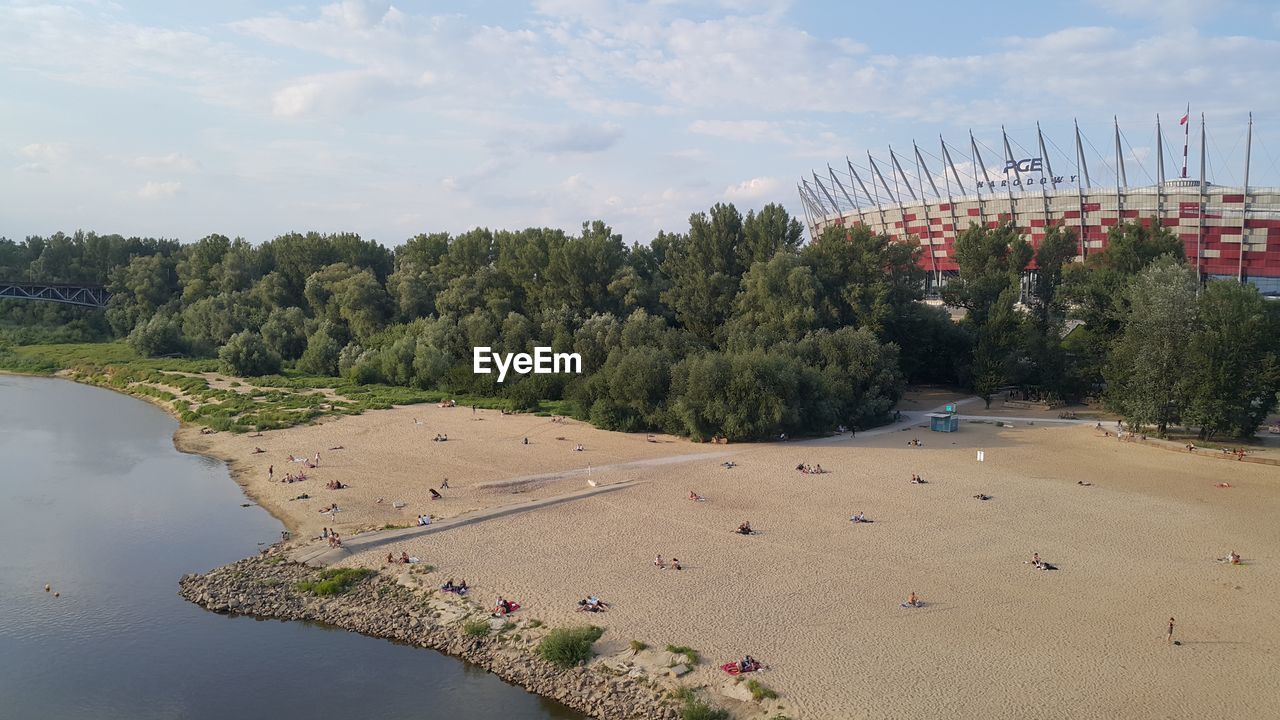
<box><xmin>268</xmin><ymin>464</ymin><xmax>273</xmax><ymax>481</ymax></box>
<box><xmin>1167</xmin><ymin>617</ymin><xmax>1176</xmax><ymax>645</ymax></box>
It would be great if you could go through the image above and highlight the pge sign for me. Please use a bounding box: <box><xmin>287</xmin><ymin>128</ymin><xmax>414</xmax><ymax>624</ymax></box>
<box><xmin>1004</xmin><ymin>157</ymin><xmax>1043</xmax><ymax>173</ymax></box>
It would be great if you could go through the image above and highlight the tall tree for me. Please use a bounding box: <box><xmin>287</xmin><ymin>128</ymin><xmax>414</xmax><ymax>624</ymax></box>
<box><xmin>1103</xmin><ymin>256</ymin><xmax>1198</xmax><ymax>434</ymax></box>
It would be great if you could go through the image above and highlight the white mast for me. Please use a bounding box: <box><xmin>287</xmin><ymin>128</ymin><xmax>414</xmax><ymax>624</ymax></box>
<box><xmin>1074</xmin><ymin>119</ymin><xmax>1088</xmax><ymax>259</ymax></box>
<box><xmin>1240</xmin><ymin>112</ymin><xmax>1253</xmax><ymax>282</ymax></box>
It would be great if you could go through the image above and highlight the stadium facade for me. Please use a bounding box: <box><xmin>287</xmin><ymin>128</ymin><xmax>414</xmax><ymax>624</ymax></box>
<box><xmin>799</xmin><ymin>114</ymin><xmax>1280</xmax><ymax>296</ymax></box>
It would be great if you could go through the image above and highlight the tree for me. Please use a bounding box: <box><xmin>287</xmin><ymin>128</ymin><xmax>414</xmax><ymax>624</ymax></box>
<box><xmin>298</xmin><ymin>325</ymin><xmax>342</xmax><ymax>376</ymax></box>
<box><xmin>260</xmin><ymin>306</ymin><xmax>309</xmax><ymax>361</ymax></box>
<box><xmin>1183</xmin><ymin>281</ymin><xmax>1280</xmax><ymax>439</ymax></box>
<box><xmin>219</xmin><ymin>331</ymin><xmax>281</xmax><ymax>377</ymax></box>
<box><xmin>1103</xmin><ymin>257</ymin><xmax>1198</xmax><ymax>434</ymax></box>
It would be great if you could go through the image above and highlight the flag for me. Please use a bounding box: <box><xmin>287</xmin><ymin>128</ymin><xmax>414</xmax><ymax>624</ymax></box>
<box><xmin>1179</xmin><ymin>111</ymin><xmax>1189</xmax><ymax>125</ymax></box>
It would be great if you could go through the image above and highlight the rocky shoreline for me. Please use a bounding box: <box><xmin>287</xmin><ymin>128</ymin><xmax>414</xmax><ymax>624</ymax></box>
<box><xmin>179</xmin><ymin>552</ymin><xmax>683</xmax><ymax>720</ymax></box>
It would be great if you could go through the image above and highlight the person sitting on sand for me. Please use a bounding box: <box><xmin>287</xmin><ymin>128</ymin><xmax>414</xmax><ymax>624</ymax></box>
<box><xmin>671</xmin><ymin>557</ymin><xmax>682</xmax><ymax>571</ymax></box>
<box><xmin>386</xmin><ymin>552</ymin><xmax>395</xmax><ymax>564</ymax></box>
<box><xmin>442</xmin><ymin>579</ymin><xmax>455</xmax><ymax>592</ymax></box>
<box><xmin>430</xmin><ymin>488</ymin><xmax>443</xmax><ymax>500</ymax></box>
<box><xmin>814</xmin><ymin>464</ymin><xmax>824</xmax><ymax>474</ymax></box>
<box><xmin>494</xmin><ymin>597</ymin><xmax>513</xmax><ymax>615</ymax></box>
<box><xmin>654</xmin><ymin>555</ymin><xmax>666</xmax><ymax>569</ymax></box>
<box><xmin>689</xmin><ymin>491</ymin><xmax>704</xmax><ymax>501</ymax></box>
<box><xmin>796</xmin><ymin>463</ymin><xmax>806</xmax><ymax>473</ymax></box>
<box><xmin>902</xmin><ymin>591</ymin><xmax>921</xmax><ymax>608</ymax></box>
<box><xmin>400</xmin><ymin>551</ymin><xmax>410</xmax><ymax>564</ymax></box>
<box><xmin>441</xmin><ymin>478</ymin><xmax>449</xmax><ymax>489</ymax></box>
<box><xmin>851</xmin><ymin>512</ymin><xmax>868</xmax><ymax>523</ymax></box>
<box><xmin>1219</xmin><ymin>550</ymin><xmax>1242</xmax><ymax>565</ymax></box>
<box><xmin>722</xmin><ymin>461</ymin><xmax>736</xmax><ymax>469</ymax></box>
<box><xmin>737</xmin><ymin>521</ymin><xmax>753</xmax><ymax>535</ymax></box>
<box><xmin>910</xmin><ymin>474</ymin><xmax>927</xmax><ymax>484</ymax></box>
<box><xmin>574</xmin><ymin>443</ymin><xmax>584</xmax><ymax>452</ymax></box>
<box><xmin>418</xmin><ymin>514</ymin><xmax>431</xmax><ymax>526</ymax></box>
<box><xmin>739</xmin><ymin>655</ymin><xmax>760</xmax><ymax>673</ymax></box>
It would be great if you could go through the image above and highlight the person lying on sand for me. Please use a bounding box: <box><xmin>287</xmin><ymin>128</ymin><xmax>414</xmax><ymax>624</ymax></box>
<box><xmin>721</xmin><ymin>461</ymin><xmax>736</xmax><ymax>469</ymax></box>
<box><xmin>1077</xmin><ymin>481</ymin><xmax>1092</xmax><ymax>486</ymax></box>
<box><xmin>430</xmin><ymin>488</ymin><xmax>443</xmax><ymax>499</ymax></box>
<box><xmin>577</xmin><ymin>596</ymin><xmax>610</xmax><ymax>612</ymax></box>
<box><xmin>910</xmin><ymin>474</ymin><xmax>928</xmax><ymax>484</ymax></box>
<box><xmin>493</xmin><ymin>596</ymin><xmax>514</xmax><ymax>616</ymax></box>
<box><xmin>850</xmin><ymin>512</ymin><xmax>871</xmax><ymax>523</ymax></box>
<box><xmin>973</xmin><ymin>493</ymin><xmax>991</xmax><ymax>501</ymax></box>
<box><xmin>253</xmin><ymin>447</ymin><xmax>265</xmax><ymax>454</ymax></box>
<box><xmin>688</xmin><ymin>491</ymin><xmax>705</xmax><ymax>501</ymax></box>
<box><xmin>1217</xmin><ymin>551</ymin><xmax>1242</xmax><ymax>565</ymax></box>
<box><xmin>671</xmin><ymin>557</ymin><xmax>682</xmax><ymax>570</ymax></box>
<box><xmin>736</xmin><ymin>521</ymin><xmax>754</xmax><ymax>535</ymax></box>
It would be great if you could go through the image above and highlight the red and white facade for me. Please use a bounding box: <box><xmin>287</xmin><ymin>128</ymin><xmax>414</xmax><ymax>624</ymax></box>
<box><xmin>799</xmin><ymin>117</ymin><xmax>1280</xmax><ymax>295</ymax></box>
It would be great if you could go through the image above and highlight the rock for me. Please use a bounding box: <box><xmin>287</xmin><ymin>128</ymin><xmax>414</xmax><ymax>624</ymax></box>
<box><xmin>719</xmin><ymin>679</ymin><xmax>755</xmax><ymax>703</ymax></box>
<box><xmin>668</xmin><ymin>663</ymin><xmax>691</xmax><ymax>677</ymax></box>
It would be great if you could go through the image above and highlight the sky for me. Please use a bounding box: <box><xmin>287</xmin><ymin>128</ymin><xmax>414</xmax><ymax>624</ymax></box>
<box><xmin>2</xmin><ymin>0</ymin><xmax>1279</xmax><ymax>247</ymax></box>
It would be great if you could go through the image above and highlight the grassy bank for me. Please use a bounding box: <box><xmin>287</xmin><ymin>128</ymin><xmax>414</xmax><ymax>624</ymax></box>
<box><xmin>0</xmin><ymin>342</ymin><xmax>570</xmax><ymax>433</ymax></box>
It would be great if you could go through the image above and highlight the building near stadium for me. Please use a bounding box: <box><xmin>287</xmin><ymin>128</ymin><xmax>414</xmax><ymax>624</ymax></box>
<box><xmin>799</xmin><ymin>114</ymin><xmax>1280</xmax><ymax>296</ymax></box>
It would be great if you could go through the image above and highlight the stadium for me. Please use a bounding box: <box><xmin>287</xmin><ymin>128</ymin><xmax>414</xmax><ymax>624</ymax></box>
<box><xmin>798</xmin><ymin>114</ymin><xmax>1280</xmax><ymax>296</ymax></box>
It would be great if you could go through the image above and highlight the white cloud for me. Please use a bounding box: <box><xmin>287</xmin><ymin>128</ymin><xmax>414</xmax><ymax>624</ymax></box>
<box><xmin>137</xmin><ymin>180</ymin><xmax>182</xmax><ymax>199</ymax></box>
<box><xmin>724</xmin><ymin>176</ymin><xmax>780</xmax><ymax>200</ymax></box>
<box><xmin>18</xmin><ymin>142</ymin><xmax>69</xmax><ymax>162</ymax></box>
<box><xmin>133</xmin><ymin>152</ymin><xmax>197</xmax><ymax>171</ymax></box>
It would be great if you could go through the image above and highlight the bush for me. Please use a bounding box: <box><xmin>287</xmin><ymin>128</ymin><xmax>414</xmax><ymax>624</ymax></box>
<box><xmin>294</xmin><ymin>567</ymin><xmax>374</xmax><ymax>596</ymax></box>
<box><xmin>680</xmin><ymin>698</ymin><xmax>729</xmax><ymax>720</ymax></box>
<box><xmin>463</xmin><ymin>619</ymin><xmax>491</xmax><ymax>637</ymax></box>
<box><xmin>219</xmin><ymin>330</ymin><xmax>281</xmax><ymax>377</ymax></box>
<box><xmin>537</xmin><ymin>625</ymin><xmax>605</xmax><ymax>667</ymax></box>
<box><xmin>665</xmin><ymin>644</ymin><xmax>700</xmax><ymax>665</ymax></box>
<box><xmin>746</xmin><ymin>678</ymin><xmax>778</xmax><ymax>701</ymax></box>
<box><xmin>629</xmin><ymin>640</ymin><xmax>648</xmax><ymax>654</ymax></box>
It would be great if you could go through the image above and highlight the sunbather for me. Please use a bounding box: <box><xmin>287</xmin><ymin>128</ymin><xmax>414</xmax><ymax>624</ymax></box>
<box><xmin>737</xmin><ymin>521</ymin><xmax>753</xmax><ymax>535</ymax></box>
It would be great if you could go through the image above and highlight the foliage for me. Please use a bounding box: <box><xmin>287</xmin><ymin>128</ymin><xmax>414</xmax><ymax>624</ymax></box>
<box><xmin>218</xmin><ymin>330</ymin><xmax>282</xmax><ymax>377</ymax></box>
<box><xmin>294</xmin><ymin>567</ymin><xmax>374</xmax><ymax>596</ymax></box>
<box><xmin>629</xmin><ymin>640</ymin><xmax>648</xmax><ymax>654</ymax></box>
<box><xmin>1103</xmin><ymin>257</ymin><xmax>1198</xmax><ymax>434</ymax></box>
<box><xmin>463</xmin><ymin>619</ymin><xmax>491</xmax><ymax>637</ymax></box>
<box><xmin>746</xmin><ymin>678</ymin><xmax>779</xmax><ymax>701</ymax></box>
<box><xmin>537</xmin><ymin>625</ymin><xmax>605</xmax><ymax>667</ymax></box>
<box><xmin>664</xmin><ymin>644</ymin><xmax>701</xmax><ymax>665</ymax></box>
<box><xmin>680</xmin><ymin>698</ymin><xmax>730</xmax><ymax>720</ymax></box>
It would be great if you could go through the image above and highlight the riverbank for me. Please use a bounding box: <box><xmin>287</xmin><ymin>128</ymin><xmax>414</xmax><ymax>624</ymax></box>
<box><xmin>14</xmin><ymin>364</ymin><xmax>1280</xmax><ymax>718</ymax></box>
<box><xmin>178</xmin><ymin>552</ymin><xmax>691</xmax><ymax>720</ymax></box>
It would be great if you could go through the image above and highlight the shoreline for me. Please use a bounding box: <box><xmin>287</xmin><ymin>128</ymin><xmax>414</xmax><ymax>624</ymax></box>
<box><xmin>4</xmin><ymin>370</ymin><xmax>741</xmax><ymax>720</ymax></box>
<box><xmin>179</xmin><ymin>553</ymin><xmax>683</xmax><ymax>720</ymax></box>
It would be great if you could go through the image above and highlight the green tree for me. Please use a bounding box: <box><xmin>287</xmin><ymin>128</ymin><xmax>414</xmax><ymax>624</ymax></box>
<box><xmin>1183</xmin><ymin>281</ymin><xmax>1280</xmax><ymax>439</ymax></box>
<box><xmin>1103</xmin><ymin>257</ymin><xmax>1198</xmax><ymax>434</ymax></box>
<box><xmin>219</xmin><ymin>330</ymin><xmax>281</xmax><ymax>377</ymax></box>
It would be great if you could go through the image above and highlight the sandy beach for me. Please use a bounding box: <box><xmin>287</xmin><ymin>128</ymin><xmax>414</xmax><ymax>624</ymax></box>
<box><xmin>182</xmin><ymin>401</ymin><xmax>1280</xmax><ymax>719</ymax></box>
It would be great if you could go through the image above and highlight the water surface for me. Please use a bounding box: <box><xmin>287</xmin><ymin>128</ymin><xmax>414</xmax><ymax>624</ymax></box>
<box><xmin>0</xmin><ymin>375</ymin><xmax>583</xmax><ymax>720</ymax></box>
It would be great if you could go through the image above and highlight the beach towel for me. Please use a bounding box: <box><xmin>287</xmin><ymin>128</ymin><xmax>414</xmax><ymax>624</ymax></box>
<box><xmin>720</xmin><ymin>662</ymin><xmax>760</xmax><ymax>675</ymax></box>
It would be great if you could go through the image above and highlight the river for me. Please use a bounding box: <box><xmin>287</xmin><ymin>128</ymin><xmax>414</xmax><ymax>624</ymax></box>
<box><xmin>0</xmin><ymin>375</ymin><xmax>583</xmax><ymax>720</ymax></box>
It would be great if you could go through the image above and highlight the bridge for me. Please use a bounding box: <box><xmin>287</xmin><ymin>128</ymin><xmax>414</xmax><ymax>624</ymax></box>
<box><xmin>0</xmin><ymin>281</ymin><xmax>110</xmax><ymax>308</ymax></box>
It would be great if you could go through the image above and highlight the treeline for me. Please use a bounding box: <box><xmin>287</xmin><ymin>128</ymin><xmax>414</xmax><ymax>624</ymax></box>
<box><xmin>2</xmin><ymin>204</ymin><xmax>1276</xmax><ymax>440</ymax></box>
<box><xmin>941</xmin><ymin>222</ymin><xmax>1280</xmax><ymax>440</ymax></box>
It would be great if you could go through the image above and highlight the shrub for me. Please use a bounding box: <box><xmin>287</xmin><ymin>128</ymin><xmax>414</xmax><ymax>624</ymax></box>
<box><xmin>665</xmin><ymin>644</ymin><xmax>700</xmax><ymax>665</ymax></box>
<box><xmin>219</xmin><ymin>330</ymin><xmax>281</xmax><ymax>377</ymax></box>
<box><xmin>537</xmin><ymin>625</ymin><xmax>605</xmax><ymax>667</ymax></box>
<box><xmin>294</xmin><ymin>567</ymin><xmax>374</xmax><ymax>596</ymax></box>
<box><xmin>463</xmin><ymin>619</ymin><xmax>491</xmax><ymax>637</ymax></box>
<box><xmin>680</xmin><ymin>698</ymin><xmax>729</xmax><ymax>720</ymax></box>
<box><xmin>746</xmin><ymin>678</ymin><xmax>778</xmax><ymax>701</ymax></box>
<box><xmin>629</xmin><ymin>640</ymin><xmax>648</xmax><ymax>655</ymax></box>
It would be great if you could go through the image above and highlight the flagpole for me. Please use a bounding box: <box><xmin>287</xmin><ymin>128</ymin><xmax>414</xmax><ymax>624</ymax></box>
<box><xmin>1181</xmin><ymin>103</ymin><xmax>1190</xmax><ymax>179</ymax></box>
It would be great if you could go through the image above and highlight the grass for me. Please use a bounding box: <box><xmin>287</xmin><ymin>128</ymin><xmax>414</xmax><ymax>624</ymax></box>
<box><xmin>463</xmin><ymin>618</ymin><xmax>491</xmax><ymax>637</ymax></box>
<box><xmin>293</xmin><ymin>567</ymin><xmax>374</xmax><ymax>596</ymax></box>
<box><xmin>629</xmin><ymin>640</ymin><xmax>648</xmax><ymax>655</ymax></box>
<box><xmin>679</xmin><ymin>698</ymin><xmax>729</xmax><ymax>720</ymax></box>
<box><xmin>525</xmin><ymin>619</ymin><xmax>543</xmax><ymax>629</ymax></box>
<box><xmin>537</xmin><ymin>625</ymin><xmax>605</xmax><ymax>668</ymax></box>
<box><xmin>665</xmin><ymin>644</ymin><xmax>700</xmax><ymax>666</ymax></box>
<box><xmin>0</xmin><ymin>341</ymin><xmax>576</xmax><ymax>434</ymax></box>
<box><xmin>746</xmin><ymin>678</ymin><xmax>778</xmax><ymax>701</ymax></box>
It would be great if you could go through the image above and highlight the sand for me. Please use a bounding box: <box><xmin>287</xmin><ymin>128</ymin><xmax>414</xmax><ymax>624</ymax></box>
<box><xmin>184</xmin><ymin>405</ymin><xmax>1280</xmax><ymax>719</ymax></box>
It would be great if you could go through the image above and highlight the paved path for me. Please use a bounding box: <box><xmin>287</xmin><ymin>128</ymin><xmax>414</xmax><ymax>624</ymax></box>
<box><xmin>291</xmin><ymin>452</ymin><xmax>731</xmax><ymax>567</ymax></box>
